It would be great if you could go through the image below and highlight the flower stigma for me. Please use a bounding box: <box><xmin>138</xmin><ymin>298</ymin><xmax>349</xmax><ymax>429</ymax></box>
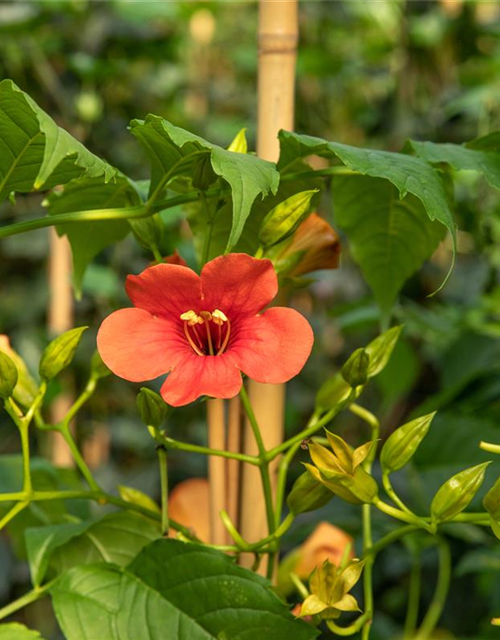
<box><xmin>180</xmin><ymin>309</ymin><xmax>231</xmax><ymax>357</ymax></box>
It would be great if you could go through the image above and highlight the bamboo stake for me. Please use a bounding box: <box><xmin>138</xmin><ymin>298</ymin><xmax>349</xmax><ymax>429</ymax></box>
<box><xmin>226</xmin><ymin>396</ymin><xmax>241</xmax><ymax>527</ymax></box>
<box><xmin>207</xmin><ymin>398</ymin><xmax>228</xmax><ymax>545</ymax></box>
<box><xmin>48</xmin><ymin>230</ymin><xmax>75</xmax><ymax>466</ymax></box>
<box><xmin>239</xmin><ymin>0</ymin><xmax>299</xmax><ymax>571</ymax></box>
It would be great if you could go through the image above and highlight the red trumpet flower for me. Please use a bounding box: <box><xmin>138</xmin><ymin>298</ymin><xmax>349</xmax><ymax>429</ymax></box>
<box><xmin>97</xmin><ymin>253</ymin><xmax>313</xmax><ymax>406</ymax></box>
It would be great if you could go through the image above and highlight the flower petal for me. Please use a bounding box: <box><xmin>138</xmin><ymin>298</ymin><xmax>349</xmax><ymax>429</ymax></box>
<box><xmin>160</xmin><ymin>353</ymin><xmax>242</xmax><ymax>406</ymax></box>
<box><xmin>97</xmin><ymin>308</ymin><xmax>188</xmax><ymax>382</ymax></box>
<box><xmin>231</xmin><ymin>307</ymin><xmax>313</xmax><ymax>383</ymax></box>
<box><xmin>201</xmin><ymin>253</ymin><xmax>277</xmax><ymax>318</ymax></box>
<box><xmin>126</xmin><ymin>263</ymin><xmax>201</xmax><ymax>319</ymax></box>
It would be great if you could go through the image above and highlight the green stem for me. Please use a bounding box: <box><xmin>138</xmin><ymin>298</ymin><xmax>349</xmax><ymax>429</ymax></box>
<box><xmin>19</xmin><ymin>423</ymin><xmax>32</xmax><ymax>494</ymax></box>
<box><xmin>0</xmin><ymin>501</ymin><xmax>29</xmax><ymax>532</ymax></box>
<box><xmin>151</xmin><ymin>244</ymin><xmax>163</xmax><ymax>263</ymax></box>
<box><xmin>326</xmin><ymin>613</ymin><xmax>370</xmax><ymax>637</ymax></box>
<box><xmin>382</xmin><ymin>472</ymin><xmax>417</xmax><ymax>518</ymax></box>
<box><xmin>200</xmin><ymin>191</ymin><xmax>214</xmax><ymax>266</ymax></box>
<box><xmin>0</xmin><ymin>580</ymin><xmax>55</xmax><ymax>622</ymax></box>
<box><xmin>275</xmin><ymin>441</ymin><xmax>301</xmax><ymax>527</ymax></box>
<box><xmin>59</xmin><ymin>424</ymin><xmax>100</xmax><ymax>492</ymax></box>
<box><xmin>156</xmin><ymin>432</ymin><xmax>259</xmax><ymax>465</ymax></box>
<box><xmin>404</xmin><ymin>551</ymin><xmax>422</xmax><ymax>639</ymax></box>
<box><xmin>61</xmin><ymin>376</ymin><xmax>97</xmax><ymax>427</ymax></box>
<box><xmin>267</xmin><ymin>409</ymin><xmax>327</xmax><ymax>460</ymax></box>
<box><xmin>374</xmin><ymin>498</ymin><xmax>434</xmax><ymax>532</ymax></box>
<box><xmin>158</xmin><ymin>445</ymin><xmax>169</xmax><ymax>535</ymax></box>
<box><xmin>370</xmin><ymin>525</ymin><xmax>418</xmax><ymax>556</ymax></box>
<box><xmin>414</xmin><ymin>538</ymin><xmax>451</xmax><ymax>640</ymax></box>
<box><xmin>239</xmin><ymin>385</ymin><xmax>277</xmax><ymax>578</ymax></box>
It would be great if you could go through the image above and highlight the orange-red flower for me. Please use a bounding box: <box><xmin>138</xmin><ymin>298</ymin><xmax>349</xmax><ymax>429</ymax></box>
<box><xmin>97</xmin><ymin>253</ymin><xmax>313</xmax><ymax>406</ymax></box>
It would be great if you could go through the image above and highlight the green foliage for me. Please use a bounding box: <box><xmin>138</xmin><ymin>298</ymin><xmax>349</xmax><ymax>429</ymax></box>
<box><xmin>259</xmin><ymin>189</ymin><xmax>318</xmax><ymax>248</ymax></box>
<box><xmin>0</xmin><ymin>624</ymin><xmax>46</xmax><ymax>639</ymax></box>
<box><xmin>0</xmin><ymin>350</ymin><xmax>18</xmax><ymax>399</ymax></box>
<box><xmin>334</xmin><ymin>175</ymin><xmax>446</xmax><ymax>313</ymax></box>
<box><xmin>130</xmin><ymin>115</ymin><xmax>279</xmax><ymax>251</ymax></box>
<box><xmin>341</xmin><ymin>347</ymin><xmax>369</xmax><ymax>388</ymax></box>
<box><xmin>39</xmin><ymin>327</ymin><xmax>87</xmax><ymax>380</ymax></box>
<box><xmin>47</xmin><ymin>175</ymin><xmax>140</xmax><ymax>294</ymax></box>
<box><xmin>25</xmin><ymin>512</ymin><xmax>160</xmax><ymax>587</ymax></box>
<box><xmin>51</xmin><ymin>540</ymin><xmax>318</xmax><ymax>640</ymax></box>
<box><xmin>0</xmin><ymin>80</ymin><xmax>115</xmax><ymax>203</ymax></box>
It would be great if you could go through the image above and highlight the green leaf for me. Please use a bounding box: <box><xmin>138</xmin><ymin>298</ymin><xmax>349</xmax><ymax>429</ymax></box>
<box><xmin>278</xmin><ymin>130</ymin><xmax>455</xmax><ymax>293</ymax></box>
<box><xmin>25</xmin><ymin>511</ymin><xmax>160</xmax><ymax>587</ymax></box>
<box><xmin>334</xmin><ymin>175</ymin><xmax>446</xmax><ymax>313</ymax></box>
<box><xmin>483</xmin><ymin>476</ymin><xmax>500</xmax><ymax>520</ymax></box>
<box><xmin>287</xmin><ymin>470</ymin><xmax>333</xmax><ymax>515</ymax></box>
<box><xmin>0</xmin><ymin>623</ymin><xmax>46</xmax><ymax>639</ymax></box>
<box><xmin>0</xmin><ymin>79</ymin><xmax>115</xmax><ymax>202</ymax></box>
<box><xmin>365</xmin><ymin>325</ymin><xmax>403</xmax><ymax>378</ymax></box>
<box><xmin>380</xmin><ymin>412</ymin><xmax>436</xmax><ymax>474</ymax></box>
<box><xmin>407</xmin><ymin>139</ymin><xmax>500</xmax><ymax>190</ymax></box>
<box><xmin>39</xmin><ymin>327</ymin><xmax>87</xmax><ymax>380</ymax></box>
<box><xmin>431</xmin><ymin>462</ymin><xmax>491</xmax><ymax>524</ymax></box>
<box><xmin>51</xmin><ymin>540</ymin><xmax>318</xmax><ymax>640</ymax></box>
<box><xmin>130</xmin><ymin>115</ymin><xmax>279</xmax><ymax>251</ymax></box>
<box><xmin>0</xmin><ymin>350</ymin><xmax>18</xmax><ymax>399</ymax></box>
<box><xmin>47</xmin><ymin>175</ymin><xmax>140</xmax><ymax>295</ymax></box>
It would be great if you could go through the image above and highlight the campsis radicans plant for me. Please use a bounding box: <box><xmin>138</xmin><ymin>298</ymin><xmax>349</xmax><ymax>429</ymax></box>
<box><xmin>0</xmin><ymin>81</ymin><xmax>499</xmax><ymax>640</ymax></box>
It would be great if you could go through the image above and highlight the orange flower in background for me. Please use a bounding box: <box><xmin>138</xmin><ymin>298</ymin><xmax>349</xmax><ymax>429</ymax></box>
<box><xmin>97</xmin><ymin>253</ymin><xmax>313</xmax><ymax>406</ymax></box>
<box><xmin>277</xmin><ymin>213</ymin><xmax>341</xmax><ymax>277</ymax></box>
<box><xmin>168</xmin><ymin>478</ymin><xmax>209</xmax><ymax>542</ymax></box>
<box><xmin>294</xmin><ymin>522</ymin><xmax>354</xmax><ymax>578</ymax></box>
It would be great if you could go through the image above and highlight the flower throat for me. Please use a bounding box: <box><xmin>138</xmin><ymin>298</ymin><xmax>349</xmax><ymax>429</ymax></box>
<box><xmin>180</xmin><ymin>309</ymin><xmax>231</xmax><ymax>356</ymax></box>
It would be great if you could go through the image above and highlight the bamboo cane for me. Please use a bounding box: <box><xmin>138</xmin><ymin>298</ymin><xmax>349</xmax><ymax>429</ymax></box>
<box><xmin>226</xmin><ymin>396</ymin><xmax>241</xmax><ymax>527</ymax></box>
<box><xmin>48</xmin><ymin>230</ymin><xmax>74</xmax><ymax>466</ymax></box>
<box><xmin>207</xmin><ymin>398</ymin><xmax>228</xmax><ymax>545</ymax></box>
<box><xmin>239</xmin><ymin>0</ymin><xmax>299</xmax><ymax>571</ymax></box>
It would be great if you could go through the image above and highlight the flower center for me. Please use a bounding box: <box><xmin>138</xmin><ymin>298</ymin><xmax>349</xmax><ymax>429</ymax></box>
<box><xmin>180</xmin><ymin>309</ymin><xmax>231</xmax><ymax>356</ymax></box>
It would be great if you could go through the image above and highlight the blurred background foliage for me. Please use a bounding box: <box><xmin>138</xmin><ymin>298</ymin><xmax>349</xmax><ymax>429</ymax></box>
<box><xmin>1</xmin><ymin>1</ymin><xmax>500</xmax><ymax>638</ymax></box>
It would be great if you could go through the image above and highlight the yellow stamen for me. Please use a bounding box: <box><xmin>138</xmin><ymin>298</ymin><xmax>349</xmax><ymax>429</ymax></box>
<box><xmin>183</xmin><ymin>322</ymin><xmax>205</xmax><ymax>357</ymax></box>
<box><xmin>180</xmin><ymin>310</ymin><xmax>203</xmax><ymax>326</ymax></box>
<box><xmin>216</xmin><ymin>318</ymin><xmax>231</xmax><ymax>356</ymax></box>
<box><xmin>212</xmin><ymin>309</ymin><xmax>228</xmax><ymax>325</ymax></box>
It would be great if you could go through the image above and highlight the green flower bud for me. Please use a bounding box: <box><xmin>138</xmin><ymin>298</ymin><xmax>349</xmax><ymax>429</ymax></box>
<box><xmin>0</xmin><ymin>351</ymin><xmax>18</xmax><ymax>399</ymax></box>
<box><xmin>287</xmin><ymin>470</ymin><xmax>333</xmax><ymax>515</ymax></box>
<box><xmin>300</xmin><ymin>558</ymin><xmax>365</xmax><ymax>620</ymax></box>
<box><xmin>137</xmin><ymin>387</ymin><xmax>168</xmax><ymax>428</ymax></box>
<box><xmin>192</xmin><ymin>153</ymin><xmax>217</xmax><ymax>191</ymax></box>
<box><xmin>341</xmin><ymin>348</ymin><xmax>369</xmax><ymax>388</ymax></box>
<box><xmin>483</xmin><ymin>476</ymin><xmax>500</xmax><ymax>520</ymax></box>
<box><xmin>39</xmin><ymin>327</ymin><xmax>87</xmax><ymax>381</ymax></box>
<box><xmin>365</xmin><ymin>325</ymin><xmax>403</xmax><ymax>378</ymax></box>
<box><xmin>315</xmin><ymin>373</ymin><xmax>355</xmax><ymax>413</ymax></box>
<box><xmin>431</xmin><ymin>462</ymin><xmax>491</xmax><ymax>524</ymax></box>
<box><xmin>118</xmin><ymin>484</ymin><xmax>160</xmax><ymax>514</ymax></box>
<box><xmin>129</xmin><ymin>213</ymin><xmax>164</xmax><ymax>253</ymax></box>
<box><xmin>380</xmin><ymin>412</ymin><xmax>436</xmax><ymax>474</ymax></box>
<box><xmin>227</xmin><ymin>128</ymin><xmax>247</xmax><ymax>154</ymax></box>
<box><xmin>259</xmin><ymin>189</ymin><xmax>318</xmax><ymax>249</ymax></box>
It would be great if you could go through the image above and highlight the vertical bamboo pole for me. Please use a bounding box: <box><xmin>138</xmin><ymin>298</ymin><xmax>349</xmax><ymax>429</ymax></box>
<box><xmin>226</xmin><ymin>396</ymin><xmax>241</xmax><ymax>526</ymax></box>
<box><xmin>48</xmin><ymin>230</ymin><xmax>74</xmax><ymax>466</ymax></box>
<box><xmin>239</xmin><ymin>0</ymin><xmax>299</xmax><ymax>570</ymax></box>
<box><xmin>207</xmin><ymin>398</ymin><xmax>228</xmax><ymax>545</ymax></box>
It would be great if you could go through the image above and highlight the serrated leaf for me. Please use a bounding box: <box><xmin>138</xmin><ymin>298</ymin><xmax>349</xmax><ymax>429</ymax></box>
<box><xmin>51</xmin><ymin>540</ymin><xmax>318</xmax><ymax>640</ymax></box>
<box><xmin>407</xmin><ymin>139</ymin><xmax>500</xmax><ymax>190</ymax></box>
<box><xmin>334</xmin><ymin>175</ymin><xmax>446</xmax><ymax>314</ymax></box>
<box><xmin>278</xmin><ymin>130</ymin><xmax>456</xmax><ymax>293</ymax></box>
<box><xmin>47</xmin><ymin>175</ymin><xmax>140</xmax><ymax>295</ymax></box>
<box><xmin>0</xmin><ymin>79</ymin><xmax>115</xmax><ymax>202</ymax></box>
<box><xmin>130</xmin><ymin>115</ymin><xmax>279</xmax><ymax>251</ymax></box>
<box><xmin>25</xmin><ymin>511</ymin><xmax>160</xmax><ymax>587</ymax></box>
